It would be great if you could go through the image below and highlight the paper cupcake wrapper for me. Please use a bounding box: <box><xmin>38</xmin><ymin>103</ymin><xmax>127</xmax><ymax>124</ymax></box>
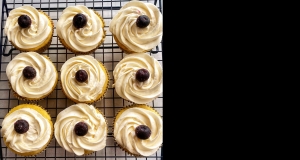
<box><xmin>60</xmin><ymin>60</ymin><xmax>109</xmax><ymax>104</ymax></box>
<box><xmin>58</xmin><ymin>10</ymin><xmax>106</xmax><ymax>55</ymax></box>
<box><xmin>112</xmin><ymin>104</ymin><xmax>162</xmax><ymax>157</ymax></box>
<box><xmin>10</xmin><ymin>10</ymin><xmax>54</xmax><ymax>53</ymax></box>
<box><xmin>3</xmin><ymin>103</ymin><xmax>53</xmax><ymax>157</ymax></box>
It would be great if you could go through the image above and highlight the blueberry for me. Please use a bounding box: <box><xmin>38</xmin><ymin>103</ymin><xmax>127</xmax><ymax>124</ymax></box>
<box><xmin>136</xmin><ymin>69</ymin><xmax>150</xmax><ymax>82</ymax></box>
<box><xmin>14</xmin><ymin>119</ymin><xmax>29</xmax><ymax>134</ymax></box>
<box><xmin>75</xmin><ymin>70</ymin><xmax>88</xmax><ymax>82</ymax></box>
<box><xmin>23</xmin><ymin>66</ymin><xmax>36</xmax><ymax>79</ymax></box>
<box><xmin>74</xmin><ymin>122</ymin><xmax>88</xmax><ymax>136</ymax></box>
<box><xmin>73</xmin><ymin>13</ymin><xmax>87</xmax><ymax>29</ymax></box>
<box><xmin>18</xmin><ymin>15</ymin><xmax>31</xmax><ymax>28</ymax></box>
<box><xmin>135</xmin><ymin>125</ymin><xmax>151</xmax><ymax>140</ymax></box>
<box><xmin>136</xmin><ymin>15</ymin><xmax>150</xmax><ymax>28</ymax></box>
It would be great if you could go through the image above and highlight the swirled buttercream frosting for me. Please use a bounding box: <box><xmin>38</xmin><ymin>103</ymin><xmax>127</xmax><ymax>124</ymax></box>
<box><xmin>112</xmin><ymin>53</ymin><xmax>162</xmax><ymax>104</ymax></box>
<box><xmin>54</xmin><ymin>103</ymin><xmax>107</xmax><ymax>156</ymax></box>
<box><xmin>6</xmin><ymin>52</ymin><xmax>58</xmax><ymax>100</ymax></box>
<box><xmin>60</xmin><ymin>55</ymin><xmax>109</xmax><ymax>103</ymax></box>
<box><xmin>113</xmin><ymin>104</ymin><xmax>162</xmax><ymax>156</ymax></box>
<box><xmin>1</xmin><ymin>104</ymin><xmax>52</xmax><ymax>154</ymax></box>
<box><xmin>4</xmin><ymin>5</ymin><xmax>53</xmax><ymax>52</ymax></box>
<box><xmin>57</xmin><ymin>5</ymin><xmax>106</xmax><ymax>53</ymax></box>
<box><xmin>109</xmin><ymin>1</ymin><xmax>162</xmax><ymax>53</ymax></box>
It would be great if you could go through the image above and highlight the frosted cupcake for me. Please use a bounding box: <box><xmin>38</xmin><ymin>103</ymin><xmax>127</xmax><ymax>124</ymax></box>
<box><xmin>109</xmin><ymin>1</ymin><xmax>162</xmax><ymax>54</ymax></box>
<box><xmin>57</xmin><ymin>5</ymin><xmax>106</xmax><ymax>54</ymax></box>
<box><xmin>112</xmin><ymin>53</ymin><xmax>162</xmax><ymax>104</ymax></box>
<box><xmin>6</xmin><ymin>52</ymin><xmax>58</xmax><ymax>101</ymax></box>
<box><xmin>1</xmin><ymin>103</ymin><xmax>53</xmax><ymax>157</ymax></box>
<box><xmin>54</xmin><ymin>103</ymin><xmax>107</xmax><ymax>156</ymax></box>
<box><xmin>113</xmin><ymin>104</ymin><xmax>163</xmax><ymax>157</ymax></box>
<box><xmin>4</xmin><ymin>5</ymin><xmax>54</xmax><ymax>53</ymax></box>
<box><xmin>60</xmin><ymin>55</ymin><xmax>109</xmax><ymax>104</ymax></box>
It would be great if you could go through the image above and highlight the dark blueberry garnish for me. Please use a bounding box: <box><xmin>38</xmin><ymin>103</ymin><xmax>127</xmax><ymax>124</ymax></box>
<box><xmin>136</xmin><ymin>69</ymin><xmax>150</xmax><ymax>82</ymax></box>
<box><xmin>14</xmin><ymin>119</ymin><xmax>29</xmax><ymax>134</ymax></box>
<box><xmin>23</xmin><ymin>66</ymin><xmax>36</xmax><ymax>79</ymax></box>
<box><xmin>18</xmin><ymin>15</ymin><xmax>31</xmax><ymax>28</ymax></box>
<box><xmin>135</xmin><ymin>125</ymin><xmax>151</xmax><ymax>140</ymax></box>
<box><xmin>75</xmin><ymin>70</ymin><xmax>88</xmax><ymax>82</ymax></box>
<box><xmin>74</xmin><ymin>122</ymin><xmax>88</xmax><ymax>136</ymax></box>
<box><xmin>136</xmin><ymin>15</ymin><xmax>150</xmax><ymax>28</ymax></box>
<box><xmin>73</xmin><ymin>13</ymin><xmax>87</xmax><ymax>29</ymax></box>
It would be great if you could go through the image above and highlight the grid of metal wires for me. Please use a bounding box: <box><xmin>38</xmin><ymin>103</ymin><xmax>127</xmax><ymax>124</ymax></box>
<box><xmin>0</xmin><ymin>0</ymin><xmax>163</xmax><ymax>159</ymax></box>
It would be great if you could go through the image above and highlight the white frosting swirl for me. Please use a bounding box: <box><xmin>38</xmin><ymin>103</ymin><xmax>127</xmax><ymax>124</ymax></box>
<box><xmin>1</xmin><ymin>106</ymin><xmax>52</xmax><ymax>153</ymax></box>
<box><xmin>54</xmin><ymin>103</ymin><xmax>107</xmax><ymax>156</ymax></box>
<box><xmin>114</xmin><ymin>105</ymin><xmax>162</xmax><ymax>156</ymax></box>
<box><xmin>60</xmin><ymin>55</ymin><xmax>108</xmax><ymax>103</ymax></box>
<box><xmin>112</xmin><ymin>53</ymin><xmax>162</xmax><ymax>104</ymax></box>
<box><xmin>109</xmin><ymin>1</ymin><xmax>162</xmax><ymax>53</ymax></box>
<box><xmin>57</xmin><ymin>5</ymin><xmax>105</xmax><ymax>52</ymax></box>
<box><xmin>4</xmin><ymin>5</ymin><xmax>52</xmax><ymax>50</ymax></box>
<box><xmin>6</xmin><ymin>52</ymin><xmax>58</xmax><ymax>99</ymax></box>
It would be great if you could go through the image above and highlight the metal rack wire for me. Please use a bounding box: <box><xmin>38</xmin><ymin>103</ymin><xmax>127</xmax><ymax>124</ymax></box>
<box><xmin>0</xmin><ymin>0</ymin><xmax>163</xmax><ymax>159</ymax></box>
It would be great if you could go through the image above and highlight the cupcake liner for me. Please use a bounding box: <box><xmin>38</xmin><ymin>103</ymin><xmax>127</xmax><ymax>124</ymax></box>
<box><xmin>83</xmin><ymin>150</ymin><xmax>95</xmax><ymax>156</ymax></box>
<box><xmin>3</xmin><ymin>103</ymin><xmax>54</xmax><ymax>157</ymax></box>
<box><xmin>10</xmin><ymin>10</ymin><xmax>54</xmax><ymax>53</ymax></box>
<box><xmin>7</xmin><ymin>55</ymin><xmax>58</xmax><ymax>102</ymax></box>
<box><xmin>60</xmin><ymin>60</ymin><xmax>109</xmax><ymax>104</ymax></box>
<box><xmin>58</xmin><ymin>10</ymin><xmax>106</xmax><ymax>55</ymax></box>
<box><xmin>112</xmin><ymin>104</ymin><xmax>162</xmax><ymax>157</ymax></box>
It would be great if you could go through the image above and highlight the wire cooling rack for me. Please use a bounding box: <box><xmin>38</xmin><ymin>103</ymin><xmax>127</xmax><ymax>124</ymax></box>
<box><xmin>0</xmin><ymin>0</ymin><xmax>163</xmax><ymax>159</ymax></box>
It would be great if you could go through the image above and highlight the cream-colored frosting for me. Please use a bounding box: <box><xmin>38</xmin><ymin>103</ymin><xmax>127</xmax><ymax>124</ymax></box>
<box><xmin>109</xmin><ymin>1</ymin><xmax>162</xmax><ymax>53</ymax></box>
<box><xmin>4</xmin><ymin>5</ymin><xmax>52</xmax><ymax>50</ymax></box>
<box><xmin>114</xmin><ymin>106</ymin><xmax>162</xmax><ymax>156</ymax></box>
<box><xmin>112</xmin><ymin>53</ymin><xmax>162</xmax><ymax>104</ymax></box>
<box><xmin>54</xmin><ymin>103</ymin><xmax>107</xmax><ymax>156</ymax></box>
<box><xmin>1</xmin><ymin>108</ymin><xmax>52</xmax><ymax>153</ymax></box>
<box><xmin>57</xmin><ymin>5</ymin><xmax>105</xmax><ymax>52</ymax></box>
<box><xmin>6</xmin><ymin>52</ymin><xmax>58</xmax><ymax>99</ymax></box>
<box><xmin>60</xmin><ymin>55</ymin><xmax>107</xmax><ymax>102</ymax></box>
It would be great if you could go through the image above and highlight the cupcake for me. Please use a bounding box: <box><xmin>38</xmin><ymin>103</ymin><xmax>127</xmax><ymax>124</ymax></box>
<box><xmin>6</xmin><ymin>52</ymin><xmax>58</xmax><ymax>101</ymax></box>
<box><xmin>54</xmin><ymin>103</ymin><xmax>107</xmax><ymax>156</ymax></box>
<box><xmin>113</xmin><ymin>104</ymin><xmax>163</xmax><ymax>157</ymax></box>
<box><xmin>57</xmin><ymin>5</ymin><xmax>106</xmax><ymax>55</ymax></box>
<box><xmin>4</xmin><ymin>5</ymin><xmax>54</xmax><ymax>53</ymax></box>
<box><xmin>60</xmin><ymin>55</ymin><xmax>109</xmax><ymax>104</ymax></box>
<box><xmin>112</xmin><ymin>53</ymin><xmax>162</xmax><ymax>104</ymax></box>
<box><xmin>0</xmin><ymin>103</ymin><xmax>53</xmax><ymax>157</ymax></box>
<box><xmin>109</xmin><ymin>1</ymin><xmax>162</xmax><ymax>54</ymax></box>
